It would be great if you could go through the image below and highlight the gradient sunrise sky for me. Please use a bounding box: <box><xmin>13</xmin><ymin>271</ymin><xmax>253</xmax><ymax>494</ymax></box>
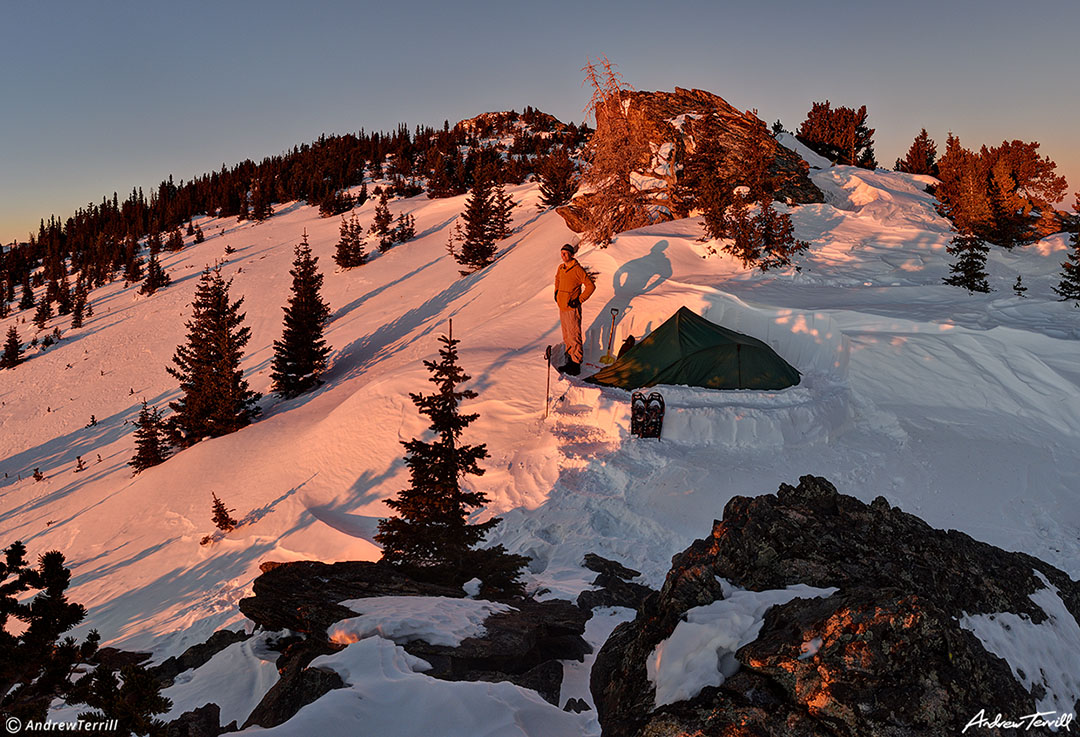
<box><xmin>2</xmin><ymin>0</ymin><xmax>1077</xmax><ymax>243</ymax></box>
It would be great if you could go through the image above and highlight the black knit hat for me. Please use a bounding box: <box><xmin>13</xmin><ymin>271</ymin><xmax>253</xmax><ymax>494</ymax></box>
<box><xmin>560</xmin><ymin>243</ymin><xmax>576</xmax><ymax>255</ymax></box>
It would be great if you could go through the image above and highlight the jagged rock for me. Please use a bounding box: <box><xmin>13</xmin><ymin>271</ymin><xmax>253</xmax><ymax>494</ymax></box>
<box><xmin>239</xmin><ymin>559</ymin><xmax>592</xmax><ymax>710</ymax></box>
<box><xmin>578</xmin><ymin>553</ymin><xmax>655</xmax><ymax>612</ymax></box>
<box><xmin>242</xmin><ymin>662</ymin><xmax>344</xmax><ymax>730</ymax></box>
<box><xmin>583</xmin><ymin>553</ymin><xmax>642</xmax><ymax>580</ymax></box>
<box><xmin>93</xmin><ymin>646</ymin><xmax>152</xmax><ymax>669</ymax></box>
<box><xmin>238</xmin><ymin>560</ymin><xmax>464</xmax><ymax>637</ymax></box>
<box><xmin>592</xmin><ymin>475</ymin><xmax>1080</xmax><ymax>737</ymax></box>
<box><xmin>559</xmin><ymin>87</ymin><xmax>824</xmax><ymax>235</ymax></box>
<box><xmin>165</xmin><ymin>703</ymin><xmax>222</xmax><ymax>737</ymax></box>
<box><xmin>403</xmin><ymin>598</ymin><xmax>591</xmax><ymax>703</ymax></box>
<box><xmin>151</xmin><ymin>629</ymin><xmax>251</xmax><ymax>686</ymax></box>
<box><xmin>242</xmin><ymin>637</ymin><xmax>342</xmax><ymax>729</ymax></box>
<box><xmin>564</xmin><ymin>697</ymin><xmax>591</xmax><ymax>713</ymax></box>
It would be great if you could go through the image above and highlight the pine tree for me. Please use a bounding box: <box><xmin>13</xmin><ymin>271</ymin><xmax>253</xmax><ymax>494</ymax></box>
<box><xmin>334</xmin><ymin>213</ymin><xmax>368</xmax><ymax>269</ymax></box>
<box><xmin>56</xmin><ymin>272</ymin><xmax>73</xmax><ymax>315</ymax></box>
<box><xmin>757</xmin><ymin>199</ymin><xmax>810</xmax><ymax>271</ymax></box>
<box><xmin>71</xmin><ymin>280</ymin><xmax>87</xmax><ymax>328</ymax></box>
<box><xmin>33</xmin><ymin>294</ymin><xmax>52</xmax><ymax>330</ymax></box>
<box><xmin>211</xmin><ymin>493</ymin><xmax>238</xmax><ymax>532</ymax></box>
<box><xmin>146</xmin><ymin>231</ymin><xmax>163</xmax><ymax>257</ymax></box>
<box><xmin>123</xmin><ymin>245</ymin><xmax>144</xmax><ymax>284</ymax></box>
<box><xmin>490</xmin><ymin>181</ymin><xmax>515</xmax><ymax>240</ymax></box>
<box><xmin>537</xmin><ymin>147</ymin><xmax>577</xmax><ymax>208</ymax></box>
<box><xmin>19</xmin><ymin>274</ymin><xmax>34</xmax><ymax>311</ymax></box>
<box><xmin>455</xmin><ymin>171</ymin><xmax>497</xmax><ymax>274</ymax></box>
<box><xmin>1052</xmin><ymin>201</ymin><xmax>1080</xmax><ymax>302</ymax></box>
<box><xmin>375</xmin><ymin>326</ymin><xmax>527</xmax><ymax>595</ymax></box>
<box><xmin>193</xmin><ymin>224</ymin><xmax>205</xmax><ymax>244</ymax></box>
<box><xmin>164</xmin><ymin>227</ymin><xmax>184</xmax><ymax>252</ymax></box>
<box><xmin>166</xmin><ymin>266</ymin><xmax>261</xmax><ymax>447</ymax></box>
<box><xmin>943</xmin><ymin>232</ymin><xmax>991</xmax><ymax>293</ymax></box>
<box><xmin>129</xmin><ymin>402</ymin><xmax>171</xmax><ymax>473</ymax></box>
<box><xmin>0</xmin><ymin>541</ymin><xmax>169</xmax><ymax>727</ymax></box>
<box><xmin>392</xmin><ymin>212</ymin><xmax>416</xmax><ymax>243</ymax></box>
<box><xmin>896</xmin><ymin>128</ymin><xmax>938</xmax><ymax>175</ymax></box>
<box><xmin>1</xmin><ymin>324</ymin><xmax>22</xmax><ymax>369</ymax></box>
<box><xmin>271</xmin><ymin>233</ymin><xmax>332</xmax><ymax>398</ymax></box>
<box><xmin>140</xmin><ymin>251</ymin><xmax>170</xmax><ymax>296</ymax></box>
<box><xmin>1013</xmin><ymin>275</ymin><xmax>1027</xmax><ymax>298</ymax></box>
<box><xmin>796</xmin><ymin>101</ymin><xmax>876</xmax><ymax>168</ymax></box>
<box><xmin>373</xmin><ymin>192</ymin><xmax>394</xmax><ymax>251</ymax></box>
<box><xmin>250</xmin><ymin>178</ymin><xmax>273</xmax><ymax>221</ymax></box>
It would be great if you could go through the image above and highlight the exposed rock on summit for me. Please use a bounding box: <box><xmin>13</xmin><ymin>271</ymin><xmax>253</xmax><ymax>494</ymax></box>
<box><xmin>591</xmin><ymin>475</ymin><xmax>1080</xmax><ymax>737</ymax></box>
<box><xmin>558</xmin><ymin>87</ymin><xmax>823</xmax><ymax>234</ymax></box>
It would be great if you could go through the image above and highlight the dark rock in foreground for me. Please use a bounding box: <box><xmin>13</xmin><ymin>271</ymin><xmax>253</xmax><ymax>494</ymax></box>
<box><xmin>238</xmin><ymin>558</ymin><xmax>591</xmax><ymax>715</ymax></box>
<box><xmin>577</xmin><ymin>553</ymin><xmax>656</xmax><ymax>612</ymax></box>
<box><xmin>591</xmin><ymin>475</ymin><xmax>1080</xmax><ymax>737</ymax></box>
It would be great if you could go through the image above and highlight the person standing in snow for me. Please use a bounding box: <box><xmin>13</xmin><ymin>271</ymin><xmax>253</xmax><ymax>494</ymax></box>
<box><xmin>554</xmin><ymin>243</ymin><xmax>595</xmax><ymax>375</ymax></box>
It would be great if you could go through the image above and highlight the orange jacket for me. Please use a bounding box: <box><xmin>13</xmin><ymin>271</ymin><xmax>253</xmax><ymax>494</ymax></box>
<box><xmin>554</xmin><ymin>258</ymin><xmax>595</xmax><ymax>310</ymax></box>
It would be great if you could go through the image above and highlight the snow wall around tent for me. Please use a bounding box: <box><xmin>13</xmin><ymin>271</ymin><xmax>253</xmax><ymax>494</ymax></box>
<box><xmin>575</xmin><ymin>292</ymin><xmax>855</xmax><ymax>449</ymax></box>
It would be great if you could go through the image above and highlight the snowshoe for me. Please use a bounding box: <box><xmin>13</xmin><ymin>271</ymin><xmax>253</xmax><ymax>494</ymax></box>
<box><xmin>630</xmin><ymin>391</ymin><xmax>647</xmax><ymax>437</ymax></box>
<box><xmin>642</xmin><ymin>391</ymin><xmax>665</xmax><ymax>439</ymax></box>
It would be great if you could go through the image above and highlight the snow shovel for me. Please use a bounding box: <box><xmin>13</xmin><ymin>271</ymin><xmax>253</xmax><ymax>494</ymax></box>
<box><xmin>599</xmin><ymin>308</ymin><xmax>619</xmax><ymax>364</ymax></box>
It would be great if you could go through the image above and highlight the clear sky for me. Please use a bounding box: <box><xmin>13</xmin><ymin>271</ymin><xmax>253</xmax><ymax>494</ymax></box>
<box><xmin>2</xmin><ymin>0</ymin><xmax>1077</xmax><ymax>244</ymax></box>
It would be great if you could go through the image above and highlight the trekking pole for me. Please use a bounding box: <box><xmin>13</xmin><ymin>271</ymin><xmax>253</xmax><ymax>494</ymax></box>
<box><xmin>544</xmin><ymin>345</ymin><xmax>553</xmax><ymax>419</ymax></box>
<box><xmin>600</xmin><ymin>308</ymin><xmax>619</xmax><ymax>364</ymax></box>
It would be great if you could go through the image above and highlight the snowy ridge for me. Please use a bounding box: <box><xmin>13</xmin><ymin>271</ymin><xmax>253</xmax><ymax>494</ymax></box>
<box><xmin>3</xmin><ymin>158</ymin><xmax>1080</xmax><ymax>734</ymax></box>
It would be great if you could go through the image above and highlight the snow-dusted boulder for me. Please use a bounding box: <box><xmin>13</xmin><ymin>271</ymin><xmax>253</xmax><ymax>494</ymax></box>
<box><xmin>591</xmin><ymin>476</ymin><xmax>1080</xmax><ymax>737</ymax></box>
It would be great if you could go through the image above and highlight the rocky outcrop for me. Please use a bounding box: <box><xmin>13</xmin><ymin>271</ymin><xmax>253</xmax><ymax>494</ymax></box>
<box><xmin>558</xmin><ymin>87</ymin><xmax>823</xmax><ymax>234</ymax></box>
<box><xmin>402</xmin><ymin>598</ymin><xmax>591</xmax><ymax>705</ymax></box>
<box><xmin>152</xmin><ymin>629</ymin><xmax>251</xmax><ymax>686</ymax></box>
<box><xmin>241</xmin><ymin>637</ymin><xmax>343</xmax><ymax>730</ymax></box>
<box><xmin>591</xmin><ymin>475</ymin><xmax>1080</xmax><ymax>737</ymax></box>
<box><xmin>238</xmin><ymin>560</ymin><xmax>464</xmax><ymax>636</ymax></box>
<box><xmin>239</xmin><ymin>559</ymin><xmax>592</xmax><ymax>710</ymax></box>
<box><xmin>164</xmin><ymin>704</ymin><xmax>230</xmax><ymax>737</ymax></box>
<box><xmin>577</xmin><ymin>553</ymin><xmax>655</xmax><ymax>611</ymax></box>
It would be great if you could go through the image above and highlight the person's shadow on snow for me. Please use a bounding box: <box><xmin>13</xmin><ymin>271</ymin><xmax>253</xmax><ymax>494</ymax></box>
<box><xmin>590</xmin><ymin>240</ymin><xmax>672</xmax><ymax>357</ymax></box>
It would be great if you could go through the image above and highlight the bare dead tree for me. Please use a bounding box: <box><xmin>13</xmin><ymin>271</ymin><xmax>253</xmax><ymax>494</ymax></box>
<box><xmin>578</xmin><ymin>56</ymin><xmax>652</xmax><ymax>245</ymax></box>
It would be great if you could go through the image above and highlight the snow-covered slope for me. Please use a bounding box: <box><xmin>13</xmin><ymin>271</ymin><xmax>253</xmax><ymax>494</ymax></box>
<box><xmin>3</xmin><ymin>163</ymin><xmax>1079</xmax><ymax>734</ymax></box>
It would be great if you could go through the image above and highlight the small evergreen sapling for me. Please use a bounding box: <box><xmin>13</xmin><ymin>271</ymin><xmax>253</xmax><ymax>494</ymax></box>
<box><xmin>1013</xmin><ymin>275</ymin><xmax>1027</xmax><ymax>298</ymax></box>
<box><xmin>1052</xmin><ymin>197</ymin><xmax>1080</xmax><ymax>303</ymax></box>
<box><xmin>943</xmin><ymin>232</ymin><xmax>991</xmax><ymax>293</ymax></box>
<box><xmin>211</xmin><ymin>493</ymin><xmax>238</xmax><ymax>532</ymax></box>
<box><xmin>375</xmin><ymin>325</ymin><xmax>527</xmax><ymax>597</ymax></box>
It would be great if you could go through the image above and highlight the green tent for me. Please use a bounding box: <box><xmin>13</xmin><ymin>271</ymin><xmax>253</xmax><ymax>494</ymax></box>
<box><xmin>585</xmin><ymin>307</ymin><xmax>800</xmax><ymax>390</ymax></box>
